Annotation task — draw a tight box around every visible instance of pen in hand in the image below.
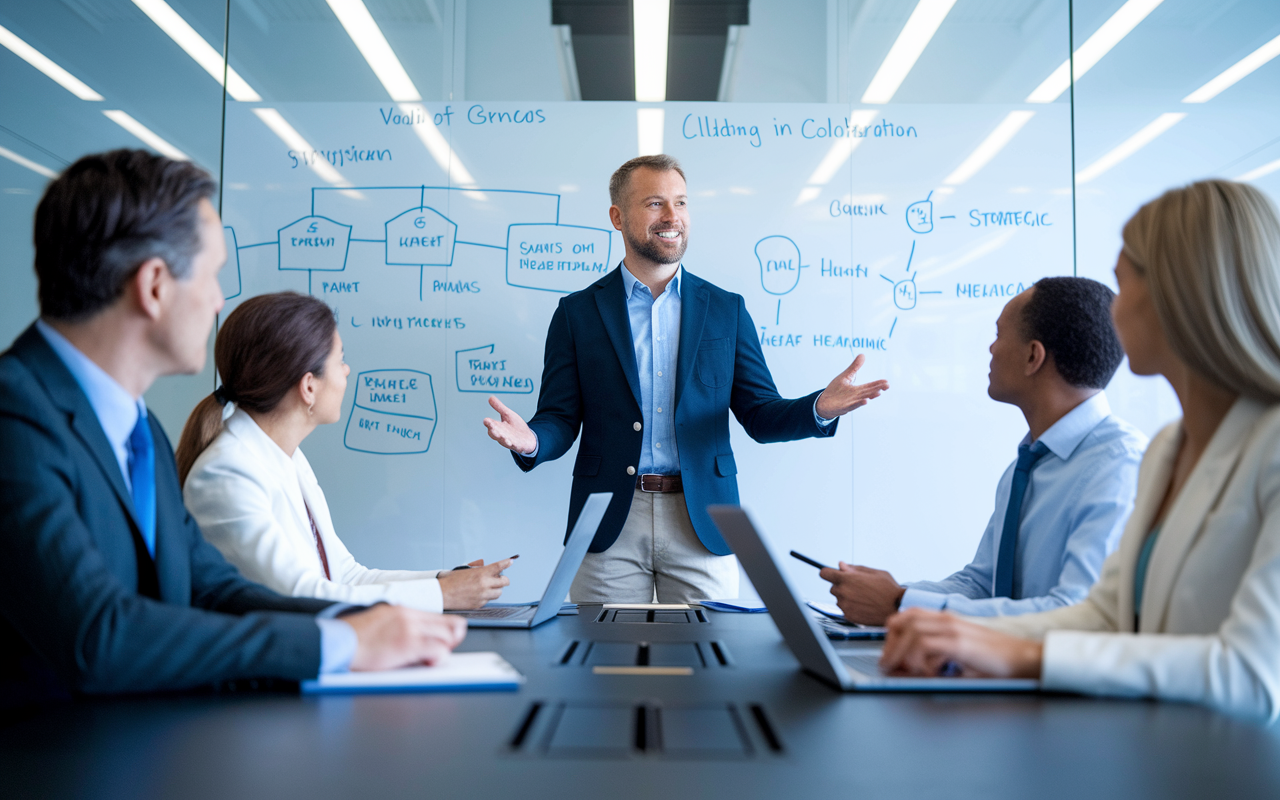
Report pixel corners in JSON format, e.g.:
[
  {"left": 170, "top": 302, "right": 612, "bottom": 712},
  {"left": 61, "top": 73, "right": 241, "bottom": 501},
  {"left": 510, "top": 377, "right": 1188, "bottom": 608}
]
[
  {"left": 452, "top": 555, "right": 520, "bottom": 571},
  {"left": 790, "top": 550, "right": 835, "bottom": 571}
]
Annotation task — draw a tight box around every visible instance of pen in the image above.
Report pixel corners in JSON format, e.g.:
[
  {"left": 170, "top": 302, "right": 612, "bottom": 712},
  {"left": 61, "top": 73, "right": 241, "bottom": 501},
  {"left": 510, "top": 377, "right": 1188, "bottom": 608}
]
[
  {"left": 452, "top": 555, "right": 520, "bottom": 571},
  {"left": 789, "top": 550, "right": 835, "bottom": 571}
]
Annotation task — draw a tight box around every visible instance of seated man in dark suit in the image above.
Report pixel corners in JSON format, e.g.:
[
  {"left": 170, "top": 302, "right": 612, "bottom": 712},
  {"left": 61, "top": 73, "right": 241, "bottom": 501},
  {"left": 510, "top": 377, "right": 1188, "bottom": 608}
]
[{"left": 0, "top": 149, "right": 463, "bottom": 704}]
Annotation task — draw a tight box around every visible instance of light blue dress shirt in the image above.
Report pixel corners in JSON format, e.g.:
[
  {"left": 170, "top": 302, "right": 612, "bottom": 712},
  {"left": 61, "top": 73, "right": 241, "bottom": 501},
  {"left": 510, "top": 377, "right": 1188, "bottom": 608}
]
[
  {"left": 900, "top": 392, "right": 1147, "bottom": 617},
  {"left": 36, "top": 321, "right": 356, "bottom": 674},
  {"left": 621, "top": 263, "right": 683, "bottom": 474},
  {"left": 522, "top": 263, "right": 832, "bottom": 463}
]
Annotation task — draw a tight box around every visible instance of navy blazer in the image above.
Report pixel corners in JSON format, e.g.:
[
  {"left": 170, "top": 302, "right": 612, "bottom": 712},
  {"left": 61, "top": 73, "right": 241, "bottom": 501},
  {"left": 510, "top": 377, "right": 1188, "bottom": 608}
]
[
  {"left": 516, "top": 267, "right": 837, "bottom": 555},
  {"left": 0, "top": 325, "right": 333, "bottom": 704}
]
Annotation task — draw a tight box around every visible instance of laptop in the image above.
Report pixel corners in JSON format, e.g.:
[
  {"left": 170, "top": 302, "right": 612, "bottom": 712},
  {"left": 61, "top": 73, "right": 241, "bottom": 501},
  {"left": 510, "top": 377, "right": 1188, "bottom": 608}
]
[
  {"left": 708, "top": 505, "right": 1039, "bottom": 692},
  {"left": 448, "top": 492, "right": 611, "bottom": 629}
]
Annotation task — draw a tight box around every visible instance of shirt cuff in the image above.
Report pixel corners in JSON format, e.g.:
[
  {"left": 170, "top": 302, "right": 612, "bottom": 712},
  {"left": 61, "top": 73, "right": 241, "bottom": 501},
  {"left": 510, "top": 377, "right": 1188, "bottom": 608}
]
[
  {"left": 899, "top": 587, "right": 947, "bottom": 612},
  {"left": 316, "top": 617, "right": 358, "bottom": 674},
  {"left": 520, "top": 433, "right": 539, "bottom": 458},
  {"left": 813, "top": 396, "right": 835, "bottom": 427}
]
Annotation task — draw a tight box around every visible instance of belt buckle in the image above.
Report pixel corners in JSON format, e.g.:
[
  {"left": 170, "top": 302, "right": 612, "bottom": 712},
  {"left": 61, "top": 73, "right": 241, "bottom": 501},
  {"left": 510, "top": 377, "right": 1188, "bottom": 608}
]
[{"left": 639, "top": 474, "right": 663, "bottom": 492}]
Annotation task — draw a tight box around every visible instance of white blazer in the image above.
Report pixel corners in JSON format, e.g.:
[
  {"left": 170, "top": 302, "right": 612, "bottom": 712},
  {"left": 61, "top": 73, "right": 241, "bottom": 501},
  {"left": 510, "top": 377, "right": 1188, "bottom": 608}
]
[
  {"left": 985, "top": 397, "right": 1280, "bottom": 720},
  {"left": 184, "top": 408, "right": 445, "bottom": 611}
]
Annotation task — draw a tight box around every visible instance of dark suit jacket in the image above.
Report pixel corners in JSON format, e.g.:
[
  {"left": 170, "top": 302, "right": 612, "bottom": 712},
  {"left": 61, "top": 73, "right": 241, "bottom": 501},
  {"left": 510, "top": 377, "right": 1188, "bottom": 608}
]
[
  {"left": 516, "top": 267, "right": 837, "bottom": 555},
  {"left": 0, "top": 325, "right": 334, "bottom": 704}
]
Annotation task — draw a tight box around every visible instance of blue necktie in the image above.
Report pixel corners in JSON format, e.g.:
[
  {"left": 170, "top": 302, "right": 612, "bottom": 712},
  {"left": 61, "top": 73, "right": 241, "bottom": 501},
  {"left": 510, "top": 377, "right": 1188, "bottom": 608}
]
[
  {"left": 127, "top": 409, "right": 157, "bottom": 558},
  {"left": 993, "top": 441, "right": 1050, "bottom": 599}
]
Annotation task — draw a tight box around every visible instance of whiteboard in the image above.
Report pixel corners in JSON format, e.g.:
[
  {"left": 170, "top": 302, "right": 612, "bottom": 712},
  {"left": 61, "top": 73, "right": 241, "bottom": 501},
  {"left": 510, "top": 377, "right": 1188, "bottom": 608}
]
[{"left": 220, "top": 101, "right": 1073, "bottom": 602}]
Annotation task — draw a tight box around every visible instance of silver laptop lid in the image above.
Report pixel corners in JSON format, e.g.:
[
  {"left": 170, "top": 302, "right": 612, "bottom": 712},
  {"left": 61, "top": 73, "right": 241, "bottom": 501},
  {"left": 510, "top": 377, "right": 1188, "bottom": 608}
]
[
  {"left": 708, "top": 505, "right": 852, "bottom": 690},
  {"left": 529, "top": 492, "right": 612, "bottom": 627}
]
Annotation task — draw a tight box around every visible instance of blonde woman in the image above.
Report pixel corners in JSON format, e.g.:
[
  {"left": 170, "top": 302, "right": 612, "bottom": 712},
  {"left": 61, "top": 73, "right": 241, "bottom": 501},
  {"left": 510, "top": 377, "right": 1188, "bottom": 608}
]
[
  {"left": 178, "top": 292, "right": 510, "bottom": 612},
  {"left": 880, "top": 180, "right": 1280, "bottom": 721}
]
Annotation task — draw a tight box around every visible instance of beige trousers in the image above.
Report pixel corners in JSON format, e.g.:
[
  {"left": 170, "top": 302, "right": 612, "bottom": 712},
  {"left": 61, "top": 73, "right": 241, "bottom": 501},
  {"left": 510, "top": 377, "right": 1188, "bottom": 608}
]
[{"left": 569, "top": 487, "right": 739, "bottom": 603}]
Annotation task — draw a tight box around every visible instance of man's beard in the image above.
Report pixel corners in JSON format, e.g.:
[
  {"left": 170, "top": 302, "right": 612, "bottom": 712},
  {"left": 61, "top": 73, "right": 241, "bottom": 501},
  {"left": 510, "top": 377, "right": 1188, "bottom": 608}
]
[{"left": 625, "top": 226, "right": 687, "bottom": 265}]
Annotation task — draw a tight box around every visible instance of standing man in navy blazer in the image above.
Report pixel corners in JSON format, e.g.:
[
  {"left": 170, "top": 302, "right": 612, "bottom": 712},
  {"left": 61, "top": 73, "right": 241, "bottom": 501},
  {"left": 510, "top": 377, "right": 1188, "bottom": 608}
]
[
  {"left": 0, "top": 150, "right": 463, "bottom": 704},
  {"left": 484, "top": 155, "right": 889, "bottom": 602}
]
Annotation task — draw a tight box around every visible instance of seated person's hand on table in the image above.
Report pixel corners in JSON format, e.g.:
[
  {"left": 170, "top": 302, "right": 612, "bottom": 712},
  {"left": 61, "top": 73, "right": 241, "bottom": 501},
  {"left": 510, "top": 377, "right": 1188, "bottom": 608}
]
[
  {"left": 819, "top": 562, "right": 906, "bottom": 625},
  {"left": 345, "top": 605, "right": 468, "bottom": 671},
  {"left": 878, "top": 608, "right": 1043, "bottom": 679},
  {"left": 438, "top": 558, "right": 513, "bottom": 609}
]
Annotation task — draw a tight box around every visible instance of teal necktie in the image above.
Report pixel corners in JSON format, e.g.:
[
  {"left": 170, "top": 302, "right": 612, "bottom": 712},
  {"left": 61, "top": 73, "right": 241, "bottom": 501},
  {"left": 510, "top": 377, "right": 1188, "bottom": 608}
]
[
  {"left": 994, "top": 441, "right": 1049, "bottom": 599},
  {"left": 127, "top": 410, "right": 157, "bottom": 557}
]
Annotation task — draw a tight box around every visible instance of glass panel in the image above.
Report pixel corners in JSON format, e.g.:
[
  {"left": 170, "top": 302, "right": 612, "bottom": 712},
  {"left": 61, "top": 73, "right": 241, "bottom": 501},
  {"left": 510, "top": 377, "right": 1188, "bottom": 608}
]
[{"left": 1072, "top": 0, "right": 1280, "bottom": 436}]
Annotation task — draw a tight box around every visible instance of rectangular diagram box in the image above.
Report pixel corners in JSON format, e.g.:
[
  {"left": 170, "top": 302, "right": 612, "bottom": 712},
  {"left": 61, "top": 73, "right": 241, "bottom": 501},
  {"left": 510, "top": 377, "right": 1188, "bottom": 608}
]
[
  {"left": 506, "top": 223, "right": 612, "bottom": 293},
  {"left": 343, "top": 369, "right": 437, "bottom": 455}
]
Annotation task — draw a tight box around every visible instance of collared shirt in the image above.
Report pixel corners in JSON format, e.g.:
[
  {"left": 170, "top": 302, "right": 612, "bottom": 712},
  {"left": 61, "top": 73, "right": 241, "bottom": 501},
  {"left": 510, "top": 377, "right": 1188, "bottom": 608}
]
[
  {"left": 521, "top": 263, "right": 832, "bottom": 462},
  {"left": 900, "top": 392, "right": 1147, "bottom": 617},
  {"left": 36, "top": 320, "right": 356, "bottom": 674},
  {"left": 620, "top": 262, "right": 683, "bottom": 474},
  {"left": 37, "top": 320, "right": 144, "bottom": 490}
]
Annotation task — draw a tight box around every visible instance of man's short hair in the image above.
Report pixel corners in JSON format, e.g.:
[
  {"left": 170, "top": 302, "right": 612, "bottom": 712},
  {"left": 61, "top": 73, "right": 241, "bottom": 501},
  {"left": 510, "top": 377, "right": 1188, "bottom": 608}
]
[
  {"left": 1022, "top": 276, "right": 1125, "bottom": 389},
  {"left": 609, "top": 155, "right": 686, "bottom": 206},
  {"left": 34, "top": 149, "right": 218, "bottom": 321}
]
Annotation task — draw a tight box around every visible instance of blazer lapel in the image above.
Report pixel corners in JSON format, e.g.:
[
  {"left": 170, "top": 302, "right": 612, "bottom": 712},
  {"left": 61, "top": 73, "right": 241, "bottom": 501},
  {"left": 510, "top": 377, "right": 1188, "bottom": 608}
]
[
  {"left": 674, "top": 271, "right": 709, "bottom": 412},
  {"left": 595, "top": 266, "right": 643, "bottom": 409},
  {"left": 1112, "top": 425, "right": 1179, "bottom": 630},
  {"left": 1140, "top": 398, "right": 1263, "bottom": 631},
  {"left": 12, "top": 326, "right": 140, "bottom": 527}
]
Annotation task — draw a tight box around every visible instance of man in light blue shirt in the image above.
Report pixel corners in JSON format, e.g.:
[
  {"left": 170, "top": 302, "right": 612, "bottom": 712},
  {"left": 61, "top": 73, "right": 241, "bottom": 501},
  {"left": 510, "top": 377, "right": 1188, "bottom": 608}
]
[
  {"left": 822, "top": 277, "right": 1147, "bottom": 623},
  {"left": 484, "top": 155, "right": 890, "bottom": 602}
]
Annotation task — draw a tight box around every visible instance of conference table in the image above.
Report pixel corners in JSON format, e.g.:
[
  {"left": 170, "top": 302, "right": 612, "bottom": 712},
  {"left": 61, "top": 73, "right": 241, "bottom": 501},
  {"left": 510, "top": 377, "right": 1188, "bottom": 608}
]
[{"left": 4, "top": 607, "right": 1279, "bottom": 799}]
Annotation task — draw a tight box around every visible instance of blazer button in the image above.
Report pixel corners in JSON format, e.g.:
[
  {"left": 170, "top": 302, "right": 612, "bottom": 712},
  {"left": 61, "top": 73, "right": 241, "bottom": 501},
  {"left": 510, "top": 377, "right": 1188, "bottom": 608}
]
[
  {"left": 633, "top": 421, "right": 642, "bottom": 431},
  {"left": 627, "top": 466, "right": 636, "bottom": 476}
]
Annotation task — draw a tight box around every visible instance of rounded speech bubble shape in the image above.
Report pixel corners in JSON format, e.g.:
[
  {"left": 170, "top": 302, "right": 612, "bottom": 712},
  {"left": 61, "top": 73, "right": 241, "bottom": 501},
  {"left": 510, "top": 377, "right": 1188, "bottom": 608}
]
[{"left": 756, "top": 235, "right": 802, "bottom": 295}]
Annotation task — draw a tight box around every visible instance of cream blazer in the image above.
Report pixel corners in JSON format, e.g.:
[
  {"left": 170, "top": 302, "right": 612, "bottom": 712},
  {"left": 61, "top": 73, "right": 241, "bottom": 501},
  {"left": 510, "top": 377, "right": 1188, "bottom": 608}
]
[
  {"left": 184, "top": 408, "right": 444, "bottom": 611},
  {"left": 984, "top": 397, "right": 1280, "bottom": 720}
]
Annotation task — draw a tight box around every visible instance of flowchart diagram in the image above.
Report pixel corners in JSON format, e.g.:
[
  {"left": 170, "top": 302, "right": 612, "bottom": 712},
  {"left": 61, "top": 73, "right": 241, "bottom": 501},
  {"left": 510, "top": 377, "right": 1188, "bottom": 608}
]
[
  {"left": 225, "top": 184, "right": 612, "bottom": 456},
  {"left": 755, "top": 191, "right": 946, "bottom": 335}
]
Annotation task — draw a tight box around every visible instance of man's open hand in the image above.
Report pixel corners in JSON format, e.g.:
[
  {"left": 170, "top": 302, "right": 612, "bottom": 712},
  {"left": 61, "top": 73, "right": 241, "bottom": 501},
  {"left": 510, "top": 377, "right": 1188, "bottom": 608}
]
[
  {"left": 483, "top": 396, "right": 537, "bottom": 455},
  {"left": 814, "top": 354, "right": 889, "bottom": 418}
]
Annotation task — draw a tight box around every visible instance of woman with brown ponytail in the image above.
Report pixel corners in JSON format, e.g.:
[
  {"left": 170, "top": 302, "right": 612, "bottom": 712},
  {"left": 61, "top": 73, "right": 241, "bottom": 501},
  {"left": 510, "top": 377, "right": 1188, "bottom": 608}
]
[{"left": 177, "top": 292, "right": 510, "bottom": 611}]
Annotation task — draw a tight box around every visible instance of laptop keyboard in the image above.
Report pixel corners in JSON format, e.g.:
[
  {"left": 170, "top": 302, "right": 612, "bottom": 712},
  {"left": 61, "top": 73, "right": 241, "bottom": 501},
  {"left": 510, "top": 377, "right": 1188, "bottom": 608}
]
[
  {"left": 840, "top": 654, "right": 886, "bottom": 676},
  {"left": 456, "top": 606, "right": 530, "bottom": 619}
]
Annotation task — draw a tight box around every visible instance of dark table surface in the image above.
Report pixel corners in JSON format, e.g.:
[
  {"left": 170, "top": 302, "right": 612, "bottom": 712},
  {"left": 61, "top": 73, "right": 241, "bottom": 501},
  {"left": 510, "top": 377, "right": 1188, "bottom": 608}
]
[{"left": 4, "top": 608, "right": 1280, "bottom": 800}]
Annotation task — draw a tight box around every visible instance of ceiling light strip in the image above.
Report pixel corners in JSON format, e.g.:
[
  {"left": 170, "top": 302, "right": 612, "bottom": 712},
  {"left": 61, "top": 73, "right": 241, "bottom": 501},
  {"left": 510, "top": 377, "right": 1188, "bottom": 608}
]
[
  {"left": 633, "top": 0, "right": 671, "bottom": 102},
  {"left": 251, "top": 108, "right": 349, "bottom": 186},
  {"left": 794, "top": 110, "right": 878, "bottom": 205},
  {"left": 1183, "top": 33, "right": 1280, "bottom": 103},
  {"left": 131, "top": 0, "right": 261, "bottom": 101},
  {"left": 637, "top": 108, "right": 665, "bottom": 156},
  {"left": 943, "top": 111, "right": 1035, "bottom": 185},
  {"left": 0, "top": 23, "right": 103, "bottom": 100},
  {"left": 103, "top": 110, "right": 188, "bottom": 161},
  {"left": 1237, "top": 157, "right": 1280, "bottom": 182},
  {"left": 860, "top": 0, "right": 957, "bottom": 104},
  {"left": 326, "top": 0, "right": 422, "bottom": 102},
  {"left": 1026, "top": 0, "right": 1164, "bottom": 104},
  {"left": 1076, "top": 112, "right": 1186, "bottom": 184},
  {"left": 0, "top": 145, "right": 58, "bottom": 178}
]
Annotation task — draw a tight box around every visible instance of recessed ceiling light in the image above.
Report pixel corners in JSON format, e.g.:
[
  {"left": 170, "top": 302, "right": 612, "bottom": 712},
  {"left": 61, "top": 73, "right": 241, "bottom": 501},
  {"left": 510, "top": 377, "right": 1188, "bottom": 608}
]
[
  {"left": 1026, "top": 0, "right": 1164, "bottom": 104},
  {"left": 944, "top": 111, "right": 1035, "bottom": 185},
  {"left": 1237, "top": 157, "right": 1280, "bottom": 182},
  {"left": 0, "top": 23, "right": 103, "bottom": 100},
  {"left": 0, "top": 145, "right": 58, "bottom": 178},
  {"left": 637, "top": 108, "right": 665, "bottom": 155},
  {"left": 633, "top": 0, "right": 670, "bottom": 102},
  {"left": 1183, "top": 33, "right": 1280, "bottom": 103},
  {"left": 103, "top": 110, "right": 188, "bottom": 161},
  {"left": 1076, "top": 113, "right": 1185, "bottom": 184},
  {"left": 861, "top": 0, "right": 957, "bottom": 104},
  {"left": 326, "top": 0, "right": 421, "bottom": 102},
  {"left": 130, "top": 0, "right": 261, "bottom": 101}
]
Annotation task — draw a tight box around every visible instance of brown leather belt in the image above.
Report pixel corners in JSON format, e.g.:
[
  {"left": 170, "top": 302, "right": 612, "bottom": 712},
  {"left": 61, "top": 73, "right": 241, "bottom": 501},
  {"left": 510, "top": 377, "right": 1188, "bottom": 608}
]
[{"left": 637, "top": 473, "right": 683, "bottom": 493}]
